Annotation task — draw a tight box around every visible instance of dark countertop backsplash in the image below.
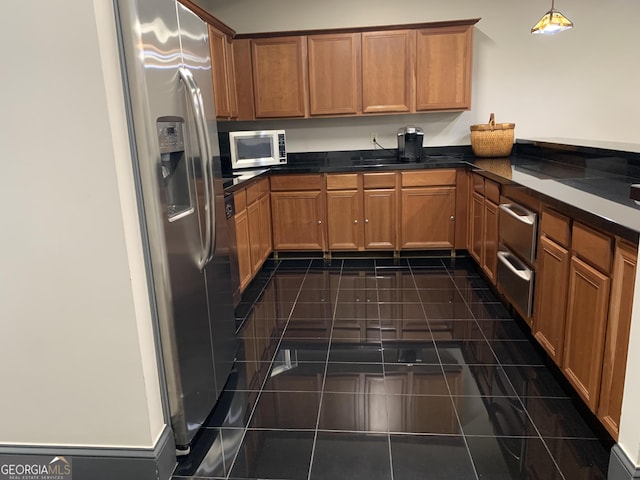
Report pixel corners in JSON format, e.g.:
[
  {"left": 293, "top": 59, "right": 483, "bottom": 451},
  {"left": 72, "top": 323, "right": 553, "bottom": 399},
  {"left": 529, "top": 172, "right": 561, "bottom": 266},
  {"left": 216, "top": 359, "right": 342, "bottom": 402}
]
[{"left": 222, "top": 139, "right": 640, "bottom": 241}]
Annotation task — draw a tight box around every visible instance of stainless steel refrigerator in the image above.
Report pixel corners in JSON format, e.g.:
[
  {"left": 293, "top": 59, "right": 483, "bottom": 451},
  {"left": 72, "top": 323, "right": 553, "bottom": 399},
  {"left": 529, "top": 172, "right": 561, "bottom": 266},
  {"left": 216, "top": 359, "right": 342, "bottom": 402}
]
[{"left": 114, "top": 0, "right": 237, "bottom": 454}]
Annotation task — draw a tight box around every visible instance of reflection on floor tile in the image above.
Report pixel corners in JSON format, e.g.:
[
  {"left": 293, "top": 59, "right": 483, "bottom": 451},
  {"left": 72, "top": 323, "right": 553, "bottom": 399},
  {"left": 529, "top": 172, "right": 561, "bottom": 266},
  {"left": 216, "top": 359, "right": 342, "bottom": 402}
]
[
  {"left": 390, "top": 435, "right": 476, "bottom": 480},
  {"left": 229, "top": 429, "right": 314, "bottom": 480},
  {"left": 466, "top": 435, "right": 562, "bottom": 479},
  {"left": 172, "top": 255, "right": 613, "bottom": 480},
  {"left": 310, "top": 432, "right": 392, "bottom": 480}
]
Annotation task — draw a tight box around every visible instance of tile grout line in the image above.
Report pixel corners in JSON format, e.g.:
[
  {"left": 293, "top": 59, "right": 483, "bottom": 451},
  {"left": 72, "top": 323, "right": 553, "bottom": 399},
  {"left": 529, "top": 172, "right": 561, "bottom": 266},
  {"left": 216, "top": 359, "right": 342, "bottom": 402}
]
[
  {"left": 306, "top": 258, "right": 344, "bottom": 480},
  {"left": 224, "top": 258, "right": 313, "bottom": 480},
  {"left": 447, "top": 260, "right": 567, "bottom": 480},
  {"left": 375, "top": 259, "right": 395, "bottom": 480},
  {"left": 415, "top": 258, "right": 481, "bottom": 480}
]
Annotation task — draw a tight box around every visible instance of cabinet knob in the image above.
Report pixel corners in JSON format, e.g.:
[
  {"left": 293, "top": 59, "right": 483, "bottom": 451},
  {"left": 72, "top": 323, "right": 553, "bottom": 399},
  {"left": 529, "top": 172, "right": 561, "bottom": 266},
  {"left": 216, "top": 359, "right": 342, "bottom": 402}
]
[
  {"left": 450, "top": 216, "right": 455, "bottom": 221},
  {"left": 354, "top": 219, "right": 358, "bottom": 224},
  {"left": 365, "top": 219, "right": 369, "bottom": 224},
  {"left": 317, "top": 220, "right": 322, "bottom": 225}
]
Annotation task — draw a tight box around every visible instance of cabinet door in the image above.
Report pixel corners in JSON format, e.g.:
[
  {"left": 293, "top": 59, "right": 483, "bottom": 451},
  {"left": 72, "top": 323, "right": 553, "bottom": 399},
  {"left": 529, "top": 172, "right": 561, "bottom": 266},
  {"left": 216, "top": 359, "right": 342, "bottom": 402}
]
[
  {"left": 247, "top": 200, "right": 262, "bottom": 274},
  {"left": 481, "top": 198, "right": 499, "bottom": 284},
  {"left": 232, "top": 38, "right": 255, "bottom": 120},
  {"left": 234, "top": 209, "right": 253, "bottom": 292},
  {"left": 259, "top": 193, "right": 272, "bottom": 263},
  {"left": 598, "top": 241, "right": 637, "bottom": 439},
  {"left": 308, "top": 33, "right": 361, "bottom": 116},
  {"left": 415, "top": 25, "right": 473, "bottom": 111},
  {"left": 470, "top": 191, "right": 483, "bottom": 263},
  {"left": 364, "top": 189, "right": 396, "bottom": 249},
  {"left": 400, "top": 187, "right": 455, "bottom": 249},
  {"left": 362, "top": 30, "right": 414, "bottom": 113},
  {"left": 533, "top": 236, "right": 570, "bottom": 365},
  {"left": 271, "top": 191, "right": 325, "bottom": 250},
  {"left": 252, "top": 36, "right": 307, "bottom": 118},
  {"left": 327, "top": 190, "right": 362, "bottom": 250},
  {"left": 225, "top": 35, "right": 239, "bottom": 118},
  {"left": 563, "top": 256, "right": 611, "bottom": 411},
  {"left": 208, "top": 26, "right": 232, "bottom": 118}
]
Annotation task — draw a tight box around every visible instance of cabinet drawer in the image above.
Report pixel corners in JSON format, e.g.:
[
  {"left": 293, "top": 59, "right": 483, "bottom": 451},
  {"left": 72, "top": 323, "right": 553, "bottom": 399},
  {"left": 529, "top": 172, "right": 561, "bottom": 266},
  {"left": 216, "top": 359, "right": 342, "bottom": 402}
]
[
  {"left": 484, "top": 180, "right": 500, "bottom": 204},
  {"left": 270, "top": 174, "right": 323, "bottom": 191},
  {"left": 363, "top": 172, "right": 396, "bottom": 189},
  {"left": 572, "top": 222, "right": 612, "bottom": 273},
  {"left": 541, "top": 207, "right": 570, "bottom": 247},
  {"left": 472, "top": 172, "right": 484, "bottom": 195},
  {"left": 234, "top": 189, "right": 247, "bottom": 212},
  {"left": 327, "top": 173, "right": 358, "bottom": 190},
  {"left": 401, "top": 169, "right": 456, "bottom": 187},
  {"left": 246, "top": 181, "right": 261, "bottom": 204}
]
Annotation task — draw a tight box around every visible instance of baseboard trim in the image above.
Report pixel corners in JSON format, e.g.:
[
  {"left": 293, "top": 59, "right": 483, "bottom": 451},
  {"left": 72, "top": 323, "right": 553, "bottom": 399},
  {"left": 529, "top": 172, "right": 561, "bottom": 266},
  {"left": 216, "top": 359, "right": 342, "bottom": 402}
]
[
  {"left": 0, "top": 426, "right": 176, "bottom": 480},
  {"left": 609, "top": 444, "right": 640, "bottom": 480}
]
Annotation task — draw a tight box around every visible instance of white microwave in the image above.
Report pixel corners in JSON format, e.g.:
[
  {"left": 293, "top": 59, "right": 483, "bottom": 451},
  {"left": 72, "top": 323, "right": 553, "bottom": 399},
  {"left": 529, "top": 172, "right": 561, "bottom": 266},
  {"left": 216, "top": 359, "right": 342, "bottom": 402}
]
[{"left": 228, "top": 130, "right": 287, "bottom": 170}]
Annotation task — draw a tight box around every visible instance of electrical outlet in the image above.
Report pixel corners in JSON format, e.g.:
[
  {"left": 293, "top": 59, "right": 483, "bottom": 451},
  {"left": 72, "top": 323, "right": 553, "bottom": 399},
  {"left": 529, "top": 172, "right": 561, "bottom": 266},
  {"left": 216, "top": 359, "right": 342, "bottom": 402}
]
[{"left": 370, "top": 132, "right": 377, "bottom": 144}]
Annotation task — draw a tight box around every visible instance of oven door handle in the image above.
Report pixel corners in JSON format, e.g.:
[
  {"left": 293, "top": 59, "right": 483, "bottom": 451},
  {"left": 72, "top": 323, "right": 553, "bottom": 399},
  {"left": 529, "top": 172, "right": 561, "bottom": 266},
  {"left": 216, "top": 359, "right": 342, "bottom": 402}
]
[
  {"left": 499, "top": 203, "right": 536, "bottom": 226},
  {"left": 497, "top": 251, "right": 532, "bottom": 282}
]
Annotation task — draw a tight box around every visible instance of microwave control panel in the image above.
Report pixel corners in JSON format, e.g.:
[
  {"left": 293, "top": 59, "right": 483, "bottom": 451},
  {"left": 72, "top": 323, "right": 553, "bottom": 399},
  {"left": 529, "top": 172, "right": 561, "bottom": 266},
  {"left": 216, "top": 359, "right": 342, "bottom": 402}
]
[{"left": 278, "top": 132, "right": 287, "bottom": 163}]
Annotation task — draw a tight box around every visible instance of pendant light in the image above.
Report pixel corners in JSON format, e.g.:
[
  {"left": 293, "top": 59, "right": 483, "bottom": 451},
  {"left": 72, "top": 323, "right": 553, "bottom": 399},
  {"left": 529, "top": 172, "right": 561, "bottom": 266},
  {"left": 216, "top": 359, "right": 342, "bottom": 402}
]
[{"left": 531, "top": 0, "right": 573, "bottom": 35}]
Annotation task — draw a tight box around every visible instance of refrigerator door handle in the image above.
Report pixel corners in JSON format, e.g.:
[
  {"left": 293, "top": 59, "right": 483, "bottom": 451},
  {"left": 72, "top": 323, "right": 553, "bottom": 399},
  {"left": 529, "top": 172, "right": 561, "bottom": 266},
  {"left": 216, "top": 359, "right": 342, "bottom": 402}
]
[{"left": 178, "top": 67, "right": 215, "bottom": 269}]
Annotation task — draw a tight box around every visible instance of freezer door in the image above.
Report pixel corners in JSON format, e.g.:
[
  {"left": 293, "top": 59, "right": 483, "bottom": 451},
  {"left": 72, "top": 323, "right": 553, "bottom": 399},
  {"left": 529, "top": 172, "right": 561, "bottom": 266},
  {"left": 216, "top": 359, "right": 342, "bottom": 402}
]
[{"left": 177, "top": 4, "right": 238, "bottom": 400}]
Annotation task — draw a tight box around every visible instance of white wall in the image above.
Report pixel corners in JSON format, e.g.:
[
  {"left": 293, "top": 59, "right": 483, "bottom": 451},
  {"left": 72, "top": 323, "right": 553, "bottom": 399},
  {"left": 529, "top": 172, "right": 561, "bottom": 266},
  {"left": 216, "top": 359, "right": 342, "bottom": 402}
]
[
  {"left": 0, "top": 0, "right": 164, "bottom": 448},
  {"left": 205, "top": 0, "right": 640, "bottom": 152}
]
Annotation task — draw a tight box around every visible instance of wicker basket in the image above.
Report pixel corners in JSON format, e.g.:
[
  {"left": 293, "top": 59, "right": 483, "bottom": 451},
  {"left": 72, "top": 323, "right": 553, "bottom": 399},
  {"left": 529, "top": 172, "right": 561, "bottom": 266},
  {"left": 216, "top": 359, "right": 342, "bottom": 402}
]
[{"left": 470, "top": 113, "right": 515, "bottom": 157}]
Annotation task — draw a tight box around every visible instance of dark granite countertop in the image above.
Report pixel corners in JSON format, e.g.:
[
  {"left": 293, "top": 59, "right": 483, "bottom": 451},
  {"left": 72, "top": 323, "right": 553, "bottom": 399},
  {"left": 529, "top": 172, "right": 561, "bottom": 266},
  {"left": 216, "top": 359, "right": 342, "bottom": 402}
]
[{"left": 222, "top": 140, "right": 640, "bottom": 241}]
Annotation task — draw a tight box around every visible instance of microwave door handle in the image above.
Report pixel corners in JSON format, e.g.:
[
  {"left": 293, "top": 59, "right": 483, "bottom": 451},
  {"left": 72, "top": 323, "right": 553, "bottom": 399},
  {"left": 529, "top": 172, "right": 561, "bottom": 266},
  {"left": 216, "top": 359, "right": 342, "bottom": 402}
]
[
  {"left": 499, "top": 203, "right": 536, "bottom": 226},
  {"left": 497, "top": 251, "right": 532, "bottom": 282},
  {"left": 179, "top": 67, "right": 216, "bottom": 269}
]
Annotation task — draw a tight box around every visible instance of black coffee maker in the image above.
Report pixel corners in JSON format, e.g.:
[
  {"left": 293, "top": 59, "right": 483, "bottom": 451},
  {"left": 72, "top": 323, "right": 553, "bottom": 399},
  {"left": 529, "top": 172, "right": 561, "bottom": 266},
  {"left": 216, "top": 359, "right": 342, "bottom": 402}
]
[{"left": 397, "top": 126, "right": 424, "bottom": 162}]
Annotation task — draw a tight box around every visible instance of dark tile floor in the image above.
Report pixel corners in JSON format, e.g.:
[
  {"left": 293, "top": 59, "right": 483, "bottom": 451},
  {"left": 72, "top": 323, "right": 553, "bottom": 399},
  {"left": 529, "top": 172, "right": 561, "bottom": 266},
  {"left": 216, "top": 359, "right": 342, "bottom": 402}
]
[{"left": 172, "top": 256, "right": 613, "bottom": 480}]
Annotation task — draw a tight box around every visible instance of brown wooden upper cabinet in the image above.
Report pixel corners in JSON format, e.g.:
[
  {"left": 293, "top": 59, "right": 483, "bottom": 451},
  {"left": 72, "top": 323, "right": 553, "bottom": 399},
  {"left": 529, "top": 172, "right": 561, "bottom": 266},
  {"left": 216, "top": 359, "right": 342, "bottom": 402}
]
[
  {"left": 251, "top": 36, "right": 308, "bottom": 118},
  {"left": 308, "top": 33, "right": 361, "bottom": 116},
  {"left": 208, "top": 25, "right": 238, "bottom": 119},
  {"left": 232, "top": 39, "right": 256, "bottom": 120},
  {"left": 415, "top": 25, "right": 473, "bottom": 111},
  {"left": 227, "top": 19, "right": 478, "bottom": 119},
  {"left": 362, "top": 30, "right": 415, "bottom": 114}
]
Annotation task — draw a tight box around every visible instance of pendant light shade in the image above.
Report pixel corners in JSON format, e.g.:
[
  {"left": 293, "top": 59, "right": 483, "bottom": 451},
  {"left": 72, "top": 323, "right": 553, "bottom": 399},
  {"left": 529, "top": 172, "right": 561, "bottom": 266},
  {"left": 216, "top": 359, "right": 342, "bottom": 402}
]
[{"left": 531, "top": 0, "right": 573, "bottom": 35}]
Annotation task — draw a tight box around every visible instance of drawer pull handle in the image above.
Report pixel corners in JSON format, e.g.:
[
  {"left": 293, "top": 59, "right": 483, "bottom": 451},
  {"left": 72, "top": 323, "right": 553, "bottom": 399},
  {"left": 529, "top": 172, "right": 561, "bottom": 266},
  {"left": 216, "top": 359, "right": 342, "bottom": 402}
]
[
  {"left": 499, "top": 203, "right": 536, "bottom": 225},
  {"left": 497, "top": 251, "right": 532, "bottom": 281}
]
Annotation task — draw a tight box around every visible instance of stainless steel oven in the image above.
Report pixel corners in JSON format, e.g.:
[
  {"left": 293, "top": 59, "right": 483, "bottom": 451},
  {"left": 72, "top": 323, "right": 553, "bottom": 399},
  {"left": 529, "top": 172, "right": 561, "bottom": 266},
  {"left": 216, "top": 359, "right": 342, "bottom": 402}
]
[{"left": 497, "top": 201, "right": 538, "bottom": 318}]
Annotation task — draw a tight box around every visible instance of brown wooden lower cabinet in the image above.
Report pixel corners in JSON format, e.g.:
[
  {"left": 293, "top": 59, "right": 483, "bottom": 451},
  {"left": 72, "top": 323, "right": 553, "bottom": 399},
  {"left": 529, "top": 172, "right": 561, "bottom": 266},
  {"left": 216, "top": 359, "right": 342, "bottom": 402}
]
[
  {"left": 533, "top": 235, "right": 570, "bottom": 365},
  {"left": 469, "top": 191, "right": 483, "bottom": 263},
  {"left": 562, "top": 255, "right": 611, "bottom": 411},
  {"left": 400, "top": 187, "right": 455, "bottom": 249},
  {"left": 468, "top": 187, "right": 498, "bottom": 284},
  {"left": 363, "top": 189, "right": 396, "bottom": 249},
  {"left": 271, "top": 190, "right": 326, "bottom": 250},
  {"left": 481, "top": 198, "right": 498, "bottom": 283},
  {"left": 234, "top": 208, "right": 252, "bottom": 292},
  {"left": 234, "top": 181, "right": 272, "bottom": 293},
  {"left": 327, "top": 189, "right": 361, "bottom": 250},
  {"left": 597, "top": 240, "right": 638, "bottom": 439},
  {"left": 247, "top": 200, "right": 262, "bottom": 274}
]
